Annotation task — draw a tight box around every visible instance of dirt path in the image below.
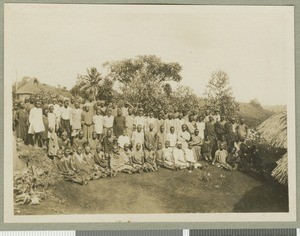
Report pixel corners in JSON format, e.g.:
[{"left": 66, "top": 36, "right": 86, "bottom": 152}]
[{"left": 16, "top": 164, "right": 288, "bottom": 215}]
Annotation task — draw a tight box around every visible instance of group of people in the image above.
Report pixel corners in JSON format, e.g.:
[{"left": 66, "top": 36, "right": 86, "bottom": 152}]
[{"left": 13, "top": 95, "right": 251, "bottom": 185}]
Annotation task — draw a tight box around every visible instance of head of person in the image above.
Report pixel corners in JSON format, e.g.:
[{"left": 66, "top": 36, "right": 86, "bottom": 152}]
[
  {"left": 124, "top": 143, "right": 130, "bottom": 151},
  {"left": 92, "top": 131, "right": 98, "bottom": 139},
  {"left": 78, "top": 130, "right": 84, "bottom": 139},
  {"left": 61, "top": 132, "right": 68, "bottom": 140},
  {"left": 24, "top": 98, "right": 29, "bottom": 103},
  {"left": 132, "top": 124, "right": 137, "bottom": 131},
  {"left": 157, "top": 142, "right": 162, "bottom": 150},
  {"left": 75, "top": 102, "right": 80, "bottom": 109},
  {"left": 149, "top": 112, "right": 154, "bottom": 118},
  {"left": 160, "top": 125, "right": 165, "bottom": 132},
  {"left": 198, "top": 116, "right": 203, "bottom": 122},
  {"left": 188, "top": 143, "right": 193, "bottom": 150},
  {"left": 56, "top": 149, "right": 63, "bottom": 159},
  {"left": 64, "top": 148, "right": 71, "bottom": 156},
  {"left": 71, "top": 98, "right": 75, "bottom": 104},
  {"left": 112, "top": 145, "right": 119, "bottom": 154},
  {"left": 168, "top": 114, "right": 173, "bottom": 120},
  {"left": 182, "top": 124, "right": 187, "bottom": 132},
  {"left": 194, "top": 128, "right": 199, "bottom": 136},
  {"left": 85, "top": 146, "right": 91, "bottom": 154},
  {"left": 58, "top": 100, "right": 63, "bottom": 107},
  {"left": 205, "top": 110, "right": 210, "bottom": 116},
  {"left": 177, "top": 142, "right": 182, "bottom": 149},
  {"left": 85, "top": 105, "right": 90, "bottom": 112},
  {"left": 35, "top": 100, "right": 42, "bottom": 108},
  {"left": 149, "top": 123, "right": 154, "bottom": 131},
  {"left": 95, "top": 108, "right": 101, "bottom": 116},
  {"left": 170, "top": 126, "right": 175, "bottom": 134},
  {"left": 107, "top": 109, "right": 112, "bottom": 117},
  {"left": 96, "top": 145, "right": 102, "bottom": 153},
  {"left": 128, "top": 107, "right": 133, "bottom": 115},
  {"left": 136, "top": 143, "right": 142, "bottom": 151},
  {"left": 122, "top": 129, "right": 127, "bottom": 136},
  {"left": 48, "top": 126, "right": 54, "bottom": 133},
  {"left": 178, "top": 113, "right": 183, "bottom": 119},
  {"left": 219, "top": 144, "right": 225, "bottom": 151},
  {"left": 221, "top": 135, "right": 226, "bottom": 141},
  {"left": 138, "top": 109, "right": 143, "bottom": 117},
  {"left": 165, "top": 140, "right": 170, "bottom": 148},
  {"left": 43, "top": 108, "right": 49, "bottom": 116},
  {"left": 53, "top": 98, "right": 57, "bottom": 104},
  {"left": 189, "top": 115, "right": 194, "bottom": 122},
  {"left": 230, "top": 147, "right": 236, "bottom": 154},
  {"left": 147, "top": 143, "right": 153, "bottom": 151},
  {"left": 49, "top": 105, "right": 54, "bottom": 113},
  {"left": 64, "top": 99, "right": 69, "bottom": 108},
  {"left": 106, "top": 129, "right": 112, "bottom": 137},
  {"left": 117, "top": 108, "right": 122, "bottom": 116},
  {"left": 137, "top": 125, "right": 142, "bottom": 132},
  {"left": 77, "top": 146, "right": 83, "bottom": 155},
  {"left": 231, "top": 118, "right": 236, "bottom": 124},
  {"left": 214, "top": 109, "right": 220, "bottom": 115},
  {"left": 204, "top": 135, "right": 210, "bottom": 141},
  {"left": 209, "top": 116, "right": 214, "bottom": 123},
  {"left": 240, "top": 118, "right": 245, "bottom": 124}
]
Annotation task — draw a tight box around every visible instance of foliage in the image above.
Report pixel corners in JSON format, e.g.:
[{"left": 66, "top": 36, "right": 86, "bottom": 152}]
[
  {"left": 105, "top": 55, "right": 182, "bottom": 112},
  {"left": 250, "top": 98, "right": 263, "bottom": 109},
  {"left": 71, "top": 68, "right": 115, "bottom": 102},
  {"left": 204, "top": 70, "right": 239, "bottom": 117}
]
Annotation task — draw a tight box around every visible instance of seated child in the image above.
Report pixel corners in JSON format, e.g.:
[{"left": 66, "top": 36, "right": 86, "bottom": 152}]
[
  {"left": 57, "top": 132, "right": 71, "bottom": 151},
  {"left": 132, "top": 143, "right": 145, "bottom": 168},
  {"left": 110, "top": 146, "right": 135, "bottom": 174},
  {"left": 155, "top": 142, "right": 164, "bottom": 167},
  {"left": 162, "top": 141, "right": 176, "bottom": 170},
  {"left": 173, "top": 141, "right": 188, "bottom": 170},
  {"left": 185, "top": 143, "right": 202, "bottom": 170},
  {"left": 144, "top": 143, "right": 158, "bottom": 172},
  {"left": 212, "top": 145, "right": 236, "bottom": 171},
  {"left": 201, "top": 135, "right": 213, "bottom": 162}
]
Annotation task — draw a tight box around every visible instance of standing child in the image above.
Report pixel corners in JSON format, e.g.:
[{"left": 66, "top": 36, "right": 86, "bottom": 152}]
[{"left": 48, "top": 127, "right": 59, "bottom": 158}]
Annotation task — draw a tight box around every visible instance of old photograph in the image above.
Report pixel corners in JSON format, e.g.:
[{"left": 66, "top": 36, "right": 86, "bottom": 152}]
[{"left": 4, "top": 4, "right": 296, "bottom": 222}]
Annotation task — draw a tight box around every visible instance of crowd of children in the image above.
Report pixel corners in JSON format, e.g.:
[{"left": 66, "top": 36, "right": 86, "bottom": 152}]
[{"left": 13, "top": 95, "right": 253, "bottom": 185}]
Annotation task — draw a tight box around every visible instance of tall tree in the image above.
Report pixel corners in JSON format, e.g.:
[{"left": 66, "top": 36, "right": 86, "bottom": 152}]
[
  {"left": 204, "top": 70, "right": 239, "bottom": 117},
  {"left": 79, "top": 67, "right": 103, "bottom": 101},
  {"left": 106, "top": 55, "right": 182, "bottom": 112}
]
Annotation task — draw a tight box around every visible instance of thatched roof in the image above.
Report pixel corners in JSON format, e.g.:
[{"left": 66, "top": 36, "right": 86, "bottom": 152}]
[
  {"left": 15, "top": 78, "right": 42, "bottom": 94},
  {"left": 257, "top": 111, "right": 287, "bottom": 149}
]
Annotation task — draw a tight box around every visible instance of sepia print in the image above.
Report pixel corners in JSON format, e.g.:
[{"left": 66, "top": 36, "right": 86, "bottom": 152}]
[{"left": 3, "top": 4, "right": 296, "bottom": 222}]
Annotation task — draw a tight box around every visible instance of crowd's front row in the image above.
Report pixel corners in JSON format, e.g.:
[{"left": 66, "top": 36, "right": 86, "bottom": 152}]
[{"left": 52, "top": 128, "right": 240, "bottom": 185}]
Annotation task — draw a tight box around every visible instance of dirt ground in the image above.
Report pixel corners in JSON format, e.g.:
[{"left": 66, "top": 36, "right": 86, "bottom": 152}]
[{"left": 15, "top": 160, "right": 288, "bottom": 215}]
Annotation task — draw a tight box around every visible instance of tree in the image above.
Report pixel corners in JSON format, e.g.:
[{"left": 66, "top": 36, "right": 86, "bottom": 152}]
[
  {"left": 78, "top": 67, "right": 103, "bottom": 101},
  {"left": 106, "top": 55, "right": 182, "bottom": 112},
  {"left": 250, "top": 98, "right": 263, "bottom": 109},
  {"left": 204, "top": 70, "right": 239, "bottom": 117}
]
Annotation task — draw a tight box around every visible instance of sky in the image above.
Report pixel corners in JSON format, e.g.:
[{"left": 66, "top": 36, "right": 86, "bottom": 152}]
[{"left": 4, "top": 4, "right": 294, "bottom": 105}]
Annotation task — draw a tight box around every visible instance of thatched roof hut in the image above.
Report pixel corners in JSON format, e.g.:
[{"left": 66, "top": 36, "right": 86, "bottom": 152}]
[
  {"left": 257, "top": 111, "right": 288, "bottom": 185},
  {"left": 257, "top": 111, "right": 287, "bottom": 149}
]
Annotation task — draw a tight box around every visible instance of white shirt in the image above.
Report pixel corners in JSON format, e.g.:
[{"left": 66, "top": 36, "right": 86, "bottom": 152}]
[
  {"left": 118, "top": 135, "right": 130, "bottom": 149},
  {"left": 163, "top": 147, "right": 173, "bottom": 163},
  {"left": 196, "top": 122, "right": 205, "bottom": 139},
  {"left": 60, "top": 106, "right": 72, "bottom": 120},
  {"left": 131, "top": 131, "right": 145, "bottom": 146},
  {"left": 185, "top": 148, "right": 196, "bottom": 163},
  {"left": 53, "top": 104, "right": 61, "bottom": 119},
  {"left": 173, "top": 148, "right": 186, "bottom": 164},
  {"left": 166, "top": 132, "right": 178, "bottom": 147},
  {"left": 103, "top": 115, "right": 114, "bottom": 128},
  {"left": 93, "top": 115, "right": 104, "bottom": 134},
  {"left": 48, "top": 112, "right": 56, "bottom": 129},
  {"left": 134, "top": 116, "right": 146, "bottom": 128}
]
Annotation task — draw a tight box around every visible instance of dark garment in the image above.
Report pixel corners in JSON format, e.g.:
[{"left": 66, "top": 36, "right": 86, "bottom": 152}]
[
  {"left": 72, "top": 137, "right": 87, "bottom": 151},
  {"left": 58, "top": 137, "right": 71, "bottom": 150},
  {"left": 205, "top": 122, "right": 216, "bottom": 139},
  {"left": 201, "top": 140, "right": 213, "bottom": 153},
  {"left": 215, "top": 121, "right": 226, "bottom": 140},
  {"left": 15, "top": 109, "right": 28, "bottom": 142},
  {"left": 60, "top": 118, "right": 71, "bottom": 136},
  {"left": 103, "top": 136, "right": 117, "bottom": 154},
  {"left": 144, "top": 131, "right": 156, "bottom": 150},
  {"left": 42, "top": 115, "right": 49, "bottom": 140},
  {"left": 113, "top": 115, "right": 126, "bottom": 138},
  {"left": 225, "top": 123, "right": 237, "bottom": 148}
]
